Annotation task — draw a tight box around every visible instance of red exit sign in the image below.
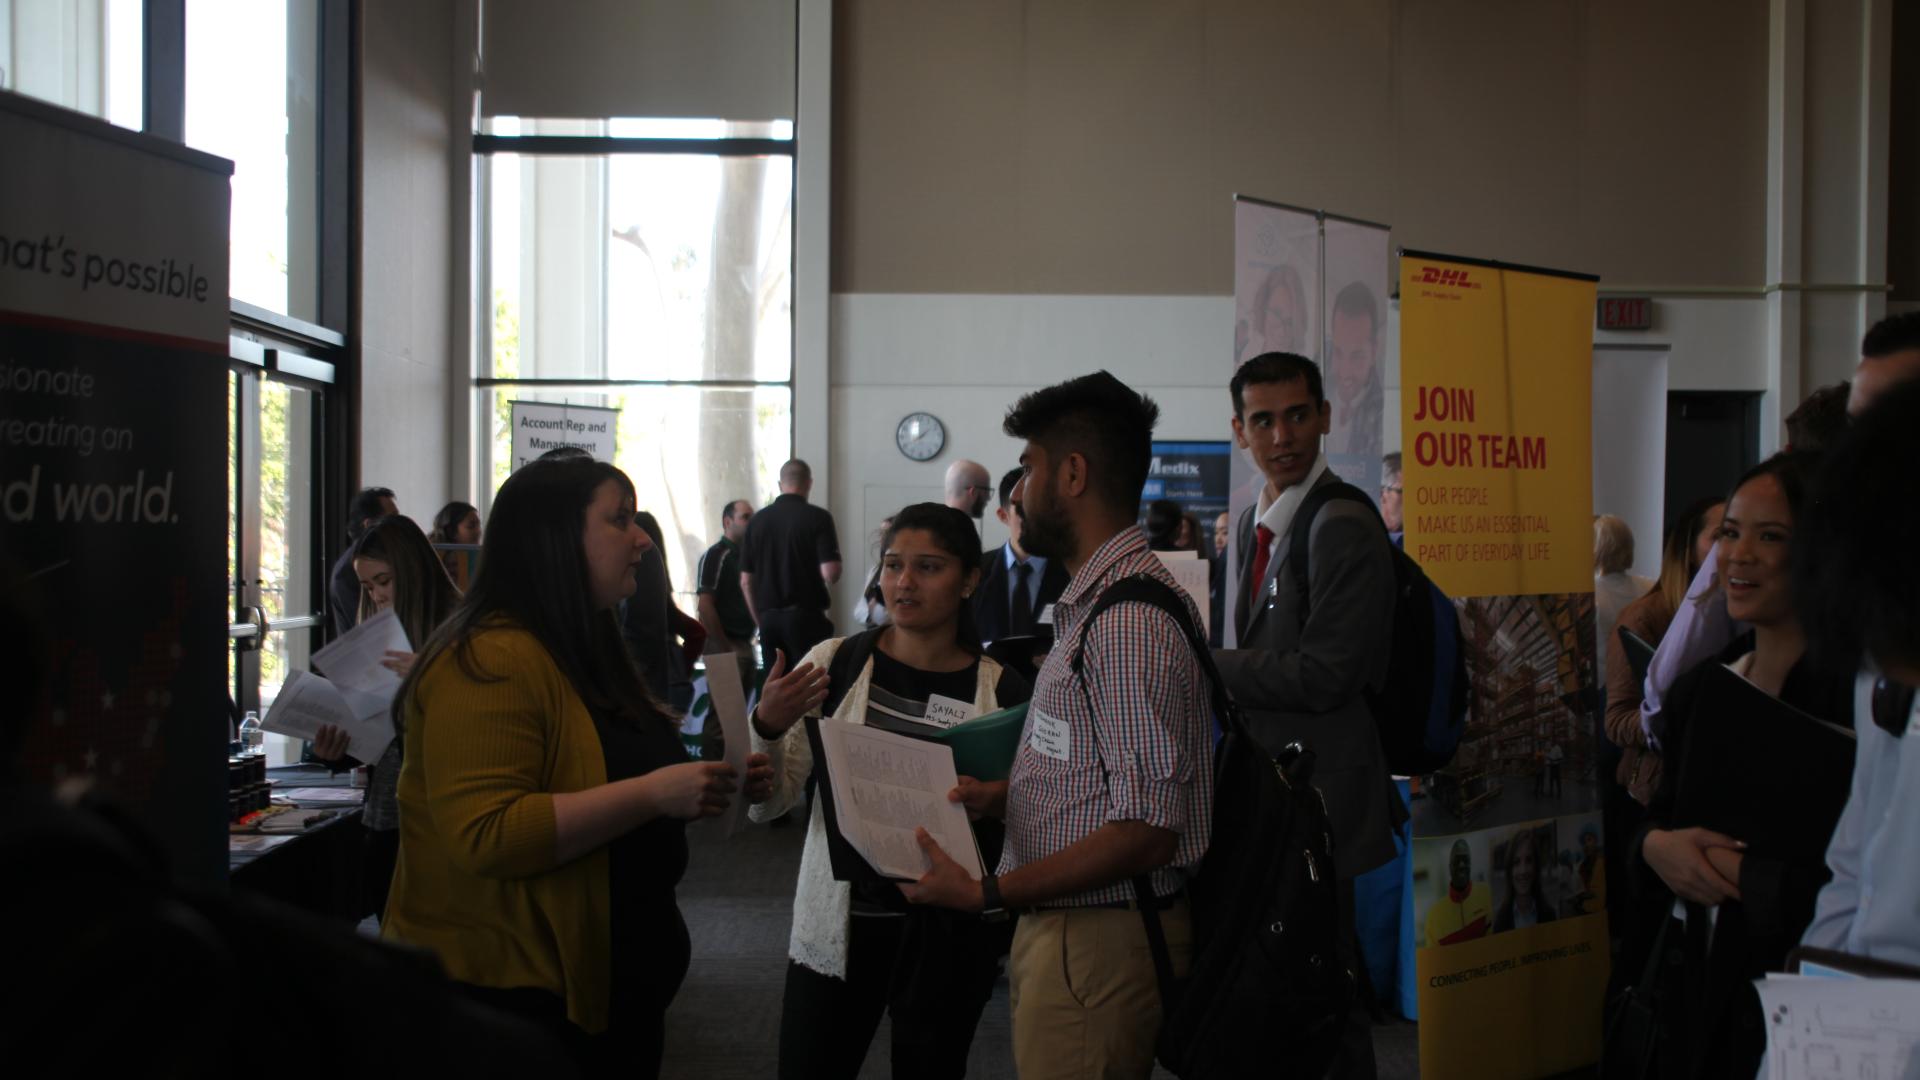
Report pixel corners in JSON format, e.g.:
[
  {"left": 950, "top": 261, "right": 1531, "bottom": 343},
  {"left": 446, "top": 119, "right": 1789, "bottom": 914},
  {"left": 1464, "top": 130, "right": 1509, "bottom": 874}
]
[{"left": 1597, "top": 296, "right": 1652, "bottom": 330}]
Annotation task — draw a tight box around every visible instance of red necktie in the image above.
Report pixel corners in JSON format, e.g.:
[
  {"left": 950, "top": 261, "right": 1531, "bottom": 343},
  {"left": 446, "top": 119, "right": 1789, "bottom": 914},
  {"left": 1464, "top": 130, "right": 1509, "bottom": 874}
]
[{"left": 1249, "top": 524, "right": 1275, "bottom": 610}]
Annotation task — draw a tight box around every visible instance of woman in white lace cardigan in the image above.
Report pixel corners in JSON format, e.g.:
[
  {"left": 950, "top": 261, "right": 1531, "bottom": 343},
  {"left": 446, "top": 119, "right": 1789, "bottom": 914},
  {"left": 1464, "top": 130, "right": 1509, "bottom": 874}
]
[{"left": 748, "top": 504, "right": 1030, "bottom": 1080}]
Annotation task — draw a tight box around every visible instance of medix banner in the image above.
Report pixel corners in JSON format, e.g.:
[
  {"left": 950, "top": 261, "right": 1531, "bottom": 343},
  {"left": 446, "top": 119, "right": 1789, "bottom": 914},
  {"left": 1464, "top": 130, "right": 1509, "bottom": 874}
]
[
  {"left": 0, "top": 94, "right": 233, "bottom": 889},
  {"left": 1400, "top": 251, "right": 1608, "bottom": 1079}
]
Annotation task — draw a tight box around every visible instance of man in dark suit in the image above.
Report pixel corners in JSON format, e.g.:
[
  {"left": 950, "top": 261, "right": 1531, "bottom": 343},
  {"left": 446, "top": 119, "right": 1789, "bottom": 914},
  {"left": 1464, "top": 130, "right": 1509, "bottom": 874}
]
[
  {"left": 1213, "top": 352, "right": 1398, "bottom": 1079},
  {"left": 972, "top": 467, "right": 1069, "bottom": 646}
]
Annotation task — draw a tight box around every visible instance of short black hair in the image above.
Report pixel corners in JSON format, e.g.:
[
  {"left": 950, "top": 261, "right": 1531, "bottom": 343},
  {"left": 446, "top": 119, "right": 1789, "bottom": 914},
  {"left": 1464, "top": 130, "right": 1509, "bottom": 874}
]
[
  {"left": 536, "top": 446, "right": 593, "bottom": 462},
  {"left": 1231, "top": 352, "right": 1324, "bottom": 415},
  {"left": 1382, "top": 451, "right": 1403, "bottom": 476},
  {"left": 997, "top": 468, "right": 1023, "bottom": 508},
  {"left": 1784, "top": 381, "right": 1851, "bottom": 452},
  {"left": 1795, "top": 377, "right": 1920, "bottom": 669},
  {"left": 1331, "top": 280, "right": 1380, "bottom": 338},
  {"left": 1003, "top": 371, "right": 1160, "bottom": 513},
  {"left": 346, "top": 486, "right": 395, "bottom": 540},
  {"left": 722, "top": 499, "right": 749, "bottom": 526},
  {"left": 1861, "top": 311, "right": 1920, "bottom": 359},
  {"left": 779, "top": 459, "right": 812, "bottom": 487}
]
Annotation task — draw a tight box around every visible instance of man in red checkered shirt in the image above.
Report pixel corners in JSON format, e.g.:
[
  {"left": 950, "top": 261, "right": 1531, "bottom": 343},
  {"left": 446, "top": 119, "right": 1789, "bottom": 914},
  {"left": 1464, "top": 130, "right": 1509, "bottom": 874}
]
[{"left": 905, "top": 371, "right": 1214, "bottom": 1080}]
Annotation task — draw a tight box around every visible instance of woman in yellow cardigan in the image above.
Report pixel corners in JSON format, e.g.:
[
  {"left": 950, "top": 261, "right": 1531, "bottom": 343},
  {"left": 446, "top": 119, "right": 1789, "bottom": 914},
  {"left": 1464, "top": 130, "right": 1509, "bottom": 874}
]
[{"left": 383, "top": 457, "right": 771, "bottom": 1079}]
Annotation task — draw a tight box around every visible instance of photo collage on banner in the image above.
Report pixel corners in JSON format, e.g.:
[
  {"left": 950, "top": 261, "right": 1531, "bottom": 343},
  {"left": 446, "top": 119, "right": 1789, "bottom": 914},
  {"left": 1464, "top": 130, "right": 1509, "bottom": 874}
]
[
  {"left": 1227, "top": 198, "right": 1388, "bottom": 646},
  {"left": 1399, "top": 252, "right": 1607, "bottom": 1079}
]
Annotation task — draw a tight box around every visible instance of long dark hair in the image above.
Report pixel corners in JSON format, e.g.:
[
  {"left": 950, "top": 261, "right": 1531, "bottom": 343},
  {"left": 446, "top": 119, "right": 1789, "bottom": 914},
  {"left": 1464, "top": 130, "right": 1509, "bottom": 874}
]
[
  {"left": 397, "top": 458, "right": 671, "bottom": 729},
  {"left": 881, "top": 503, "right": 984, "bottom": 657},
  {"left": 1795, "top": 378, "right": 1920, "bottom": 669},
  {"left": 351, "top": 515, "right": 460, "bottom": 649},
  {"left": 429, "top": 501, "right": 478, "bottom": 545}
]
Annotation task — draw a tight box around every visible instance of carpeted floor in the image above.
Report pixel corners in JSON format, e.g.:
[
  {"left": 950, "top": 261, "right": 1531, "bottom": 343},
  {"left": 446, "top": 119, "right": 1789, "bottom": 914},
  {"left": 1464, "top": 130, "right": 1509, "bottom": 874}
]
[{"left": 661, "top": 812, "right": 1424, "bottom": 1079}]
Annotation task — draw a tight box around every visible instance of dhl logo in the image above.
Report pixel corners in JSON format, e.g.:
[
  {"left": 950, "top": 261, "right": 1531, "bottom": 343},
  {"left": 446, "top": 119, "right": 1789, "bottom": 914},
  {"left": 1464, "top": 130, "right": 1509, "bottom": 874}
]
[{"left": 1417, "top": 266, "right": 1482, "bottom": 290}]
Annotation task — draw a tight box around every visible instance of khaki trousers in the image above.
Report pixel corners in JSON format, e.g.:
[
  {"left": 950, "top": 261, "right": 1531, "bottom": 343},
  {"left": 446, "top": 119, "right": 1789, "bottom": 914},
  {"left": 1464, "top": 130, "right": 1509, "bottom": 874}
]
[{"left": 1007, "top": 899, "right": 1191, "bottom": 1080}]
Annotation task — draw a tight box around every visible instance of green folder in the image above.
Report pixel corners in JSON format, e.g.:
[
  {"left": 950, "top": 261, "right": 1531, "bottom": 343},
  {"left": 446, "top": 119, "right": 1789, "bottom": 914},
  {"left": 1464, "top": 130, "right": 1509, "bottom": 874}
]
[{"left": 930, "top": 702, "right": 1029, "bottom": 782}]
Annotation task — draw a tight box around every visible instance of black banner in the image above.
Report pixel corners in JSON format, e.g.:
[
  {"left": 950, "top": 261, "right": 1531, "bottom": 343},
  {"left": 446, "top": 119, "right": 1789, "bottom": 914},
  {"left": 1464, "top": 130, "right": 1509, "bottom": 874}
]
[{"left": 1, "top": 319, "right": 229, "bottom": 888}]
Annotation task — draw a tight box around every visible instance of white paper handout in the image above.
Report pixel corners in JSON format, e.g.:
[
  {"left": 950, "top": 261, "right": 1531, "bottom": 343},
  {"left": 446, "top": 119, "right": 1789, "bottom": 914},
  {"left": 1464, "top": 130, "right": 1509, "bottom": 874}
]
[
  {"left": 310, "top": 608, "right": 412, "bottom": 697},
  {"left": 813, "top": 718, "right": 983, "bottom": 881},
  {"left": 1154, "top": 551, "right": 1213, "bottom": 640},
  {"left": 1757, "top": 973, "right": 1920, "bottom": 1080},
  {"left": 701, "top": 650, "right": 754, "bottom": 838},
  {"left": 261, "top": 670, "right": 396, "bottom": 763}
]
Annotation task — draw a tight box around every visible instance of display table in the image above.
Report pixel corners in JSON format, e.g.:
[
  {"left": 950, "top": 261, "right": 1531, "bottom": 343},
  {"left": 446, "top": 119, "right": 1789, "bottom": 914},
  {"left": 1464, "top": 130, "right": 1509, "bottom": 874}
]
[{"left": 229, "top": 764, "right": 368, "bottom": 922}]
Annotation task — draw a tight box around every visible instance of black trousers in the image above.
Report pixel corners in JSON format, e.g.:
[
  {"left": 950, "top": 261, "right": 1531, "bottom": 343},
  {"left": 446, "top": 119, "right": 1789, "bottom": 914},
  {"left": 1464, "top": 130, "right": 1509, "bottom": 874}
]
[
  {"left": 1331, "top": 876, "right": 1378, "bottom": 1080},
  {"left": 363, "top": 827, "right": 399, "bottom": 921},
  {"left": 777, "top": 913, "right": 1000, "bottom": 1080},
  {"left": 760, "top": 606, "right": 834, "bottom": 672}
]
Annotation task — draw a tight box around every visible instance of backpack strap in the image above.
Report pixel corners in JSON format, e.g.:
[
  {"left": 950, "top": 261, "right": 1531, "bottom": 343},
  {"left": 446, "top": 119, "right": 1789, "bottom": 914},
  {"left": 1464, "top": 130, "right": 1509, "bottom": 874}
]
[
  {"left": 1067, "top": 575, "right": 1247, "bottom": 744},
  {"left": 818, "top": 627, "right": 882, "bottom": 719},
  {"left": 1065, "top": 574, "right": 1254, "bottom": 1016},
  {"left": 1286, "top": 480, "right": 1386, "bottom": 621}
]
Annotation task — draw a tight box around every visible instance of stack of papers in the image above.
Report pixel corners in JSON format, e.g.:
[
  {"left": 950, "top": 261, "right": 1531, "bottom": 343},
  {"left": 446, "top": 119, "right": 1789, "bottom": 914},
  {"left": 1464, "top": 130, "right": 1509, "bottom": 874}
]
[
  {"left": 260, "top": 610, "right": 411, "bottom": 762},
  {"left": 1757, "top": 973, "right": 1920, "bottom": 1079},
  {"left": 809, "top": 718, "right": 984, "bottom": 882}
]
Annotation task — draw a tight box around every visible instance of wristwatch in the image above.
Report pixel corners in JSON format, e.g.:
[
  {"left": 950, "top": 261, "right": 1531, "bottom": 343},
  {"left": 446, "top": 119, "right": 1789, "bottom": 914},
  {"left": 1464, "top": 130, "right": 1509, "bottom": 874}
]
[{"left": 980, "top": 874, "right": 1009, "bottom": 923}]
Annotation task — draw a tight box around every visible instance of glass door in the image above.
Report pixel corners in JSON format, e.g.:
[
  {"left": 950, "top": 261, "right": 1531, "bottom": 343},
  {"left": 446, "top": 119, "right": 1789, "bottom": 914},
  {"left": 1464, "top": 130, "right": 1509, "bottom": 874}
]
[{"left": 227, "top": 343, "right": 330, "bottom": 764}]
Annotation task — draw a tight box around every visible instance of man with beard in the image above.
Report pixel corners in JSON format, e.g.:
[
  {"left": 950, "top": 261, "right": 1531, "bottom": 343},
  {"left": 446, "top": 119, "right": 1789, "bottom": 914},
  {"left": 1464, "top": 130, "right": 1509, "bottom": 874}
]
[
  {"left": 903, "top": 372, "right": 1214, "bottom": 1080},
  {"left": 973, "top": 467, "right": 1069, "bottom": 645}
]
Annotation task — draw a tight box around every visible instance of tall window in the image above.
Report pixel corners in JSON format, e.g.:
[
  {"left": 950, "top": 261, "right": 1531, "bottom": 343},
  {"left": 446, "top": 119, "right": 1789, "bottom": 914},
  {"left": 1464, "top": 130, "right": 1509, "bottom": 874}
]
[
  {"left": 479, "top": 118, "right": 795, "bottom": 596},
  {"left": 185, "top": 0, "right": 324, "bottom": 324},
  {"left": 15, "top": 1, "right": 355, "bottom": 744},
  {"left": 0, "top": 0, "right": 144, "bottom": 130}
]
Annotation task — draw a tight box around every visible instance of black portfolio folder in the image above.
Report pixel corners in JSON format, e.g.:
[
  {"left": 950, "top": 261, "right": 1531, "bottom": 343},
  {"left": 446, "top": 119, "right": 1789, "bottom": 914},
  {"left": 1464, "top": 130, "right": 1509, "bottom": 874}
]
[
  {"left": 1672, "top": 664, "right": 1855, "bottom": 861},
  {"left": 1619, "top": 626, "right": 1656, "bottom": 688}
]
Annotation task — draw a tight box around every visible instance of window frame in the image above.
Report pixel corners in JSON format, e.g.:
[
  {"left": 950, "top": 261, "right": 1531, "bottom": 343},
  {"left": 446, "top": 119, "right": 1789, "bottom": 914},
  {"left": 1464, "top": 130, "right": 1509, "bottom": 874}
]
[
  {"left": 471, "top": 128, "right": 799, "bottom": 510},
  {"left": 128, "top": 0, "right": 351, "bottom": 711}
]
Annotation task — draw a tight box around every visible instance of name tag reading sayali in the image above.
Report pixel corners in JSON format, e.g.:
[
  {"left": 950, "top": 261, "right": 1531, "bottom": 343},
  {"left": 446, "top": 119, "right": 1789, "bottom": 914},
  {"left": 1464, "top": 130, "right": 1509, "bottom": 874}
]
[
  {"left": 922, "top": 693, "right": 977, "bottom": 730},
  {"left": 1029, "top": 709, "right": 1071, "bottom": 762}
]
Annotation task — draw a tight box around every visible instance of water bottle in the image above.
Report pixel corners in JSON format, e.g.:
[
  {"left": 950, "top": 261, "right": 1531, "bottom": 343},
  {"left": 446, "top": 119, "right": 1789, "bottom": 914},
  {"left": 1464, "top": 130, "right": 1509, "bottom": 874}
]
[{"left": 239, "top": 710, "right": 264, "bottom": 757}]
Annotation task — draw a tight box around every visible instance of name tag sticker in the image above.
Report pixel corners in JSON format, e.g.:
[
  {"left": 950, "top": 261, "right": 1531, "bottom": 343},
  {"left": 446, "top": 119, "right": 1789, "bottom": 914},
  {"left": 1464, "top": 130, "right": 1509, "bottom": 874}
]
[
  {"left": 923, "top": 694, "right": 976, "bottom": 730},
  {"left": 1038, "top": 604, "right": 1057, "bottom": 626},
  {"left": 1029, "top": 709, "right": 1070, "bottom": 762}
]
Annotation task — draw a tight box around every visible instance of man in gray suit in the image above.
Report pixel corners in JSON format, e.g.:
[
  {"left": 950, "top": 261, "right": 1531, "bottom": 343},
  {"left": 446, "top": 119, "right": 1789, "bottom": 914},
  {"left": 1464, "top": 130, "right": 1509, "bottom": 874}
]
[{"left": 1213, "top": 352, "right": 1398, "bottom": 1078}]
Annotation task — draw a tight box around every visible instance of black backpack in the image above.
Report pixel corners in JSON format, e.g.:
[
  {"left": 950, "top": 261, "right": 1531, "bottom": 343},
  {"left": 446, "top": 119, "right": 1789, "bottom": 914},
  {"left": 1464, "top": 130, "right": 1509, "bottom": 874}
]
[
  {"left": 1288, "top": 481, "right": 1469, "bottom": 776},
  {"left": 1071, "top": 575, "right": 1349, "bottom": 1079}
]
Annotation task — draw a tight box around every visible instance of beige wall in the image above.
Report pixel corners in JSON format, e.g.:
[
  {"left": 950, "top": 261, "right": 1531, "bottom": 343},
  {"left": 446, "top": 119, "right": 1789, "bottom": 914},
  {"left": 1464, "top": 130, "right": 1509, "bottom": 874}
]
[
  {"left": 1891, "top": 0, "right": 1919, "bottom": 301},
  {"left": 832, "top": 0, "right": 1770, "bottom": 294},
  {"left": 358, "top": 0, "right": 457, "bottom": 514}
]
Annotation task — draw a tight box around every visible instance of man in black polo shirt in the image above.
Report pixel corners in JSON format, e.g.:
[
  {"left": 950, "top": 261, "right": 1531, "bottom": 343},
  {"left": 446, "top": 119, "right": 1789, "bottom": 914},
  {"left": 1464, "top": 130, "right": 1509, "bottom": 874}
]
[
  {"left": 740, "top": 459, "right": 842, "bottom": 672},
  {"left": 696, "top": 498, "right": 757, "bottom": 674}
]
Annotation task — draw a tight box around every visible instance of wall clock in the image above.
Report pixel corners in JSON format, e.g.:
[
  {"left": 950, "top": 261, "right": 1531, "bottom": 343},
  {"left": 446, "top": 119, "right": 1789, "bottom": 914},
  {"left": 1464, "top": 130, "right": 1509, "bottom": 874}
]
[{"left": 895, "top": 412, "right": 946, "bottom": 461}]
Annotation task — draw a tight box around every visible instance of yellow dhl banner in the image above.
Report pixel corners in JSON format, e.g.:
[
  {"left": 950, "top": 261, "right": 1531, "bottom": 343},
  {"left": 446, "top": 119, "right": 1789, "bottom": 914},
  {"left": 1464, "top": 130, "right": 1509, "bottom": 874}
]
[{"left": 1398, "top": 256, "right": 1596, "bottom": 600}]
